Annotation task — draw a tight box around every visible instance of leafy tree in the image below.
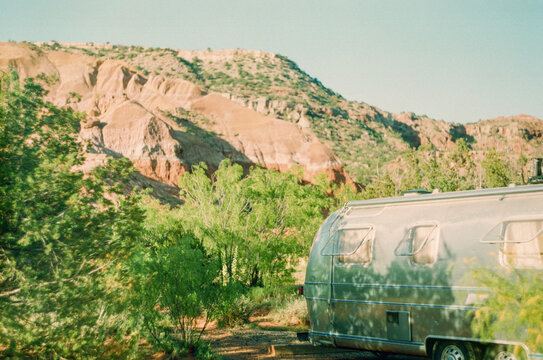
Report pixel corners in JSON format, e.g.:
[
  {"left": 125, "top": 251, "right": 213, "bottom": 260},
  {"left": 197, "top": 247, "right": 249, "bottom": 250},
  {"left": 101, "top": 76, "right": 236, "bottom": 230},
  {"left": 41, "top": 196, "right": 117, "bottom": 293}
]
[
  {"left": 482, "top": 149, "right": 512, "bottom": 188},
  {"left": 360, "top": 173, "right": 397, "bottom": 199},
  {"left": 178, "top": 160, "right": 329, "bottom": 287},
  {"left": 0, "top": 72, "right": 144, "bottom": 358},
  {"left": 129, "top": 224, "right": 224, "bottom": 357},
  {"left": 361, "top": 140, "right": 477, "bottom": 200},
  {"left": 472, "top": 269, "right": 543, "bottom": 356},
  {"left": 243, "top": 166, "right": 329, "bottom": 286},
  {"left": 399, "top": 142, "right": 476, "bottom": 192},
  {"left": 178, "top": 161, "right": 247, "bottom": 284},
  {"left": 329, "top": 180, "right": 359, "bottom": 207},
  {"left": 517, "top": 153, "right": 529, "bottom": 184}
]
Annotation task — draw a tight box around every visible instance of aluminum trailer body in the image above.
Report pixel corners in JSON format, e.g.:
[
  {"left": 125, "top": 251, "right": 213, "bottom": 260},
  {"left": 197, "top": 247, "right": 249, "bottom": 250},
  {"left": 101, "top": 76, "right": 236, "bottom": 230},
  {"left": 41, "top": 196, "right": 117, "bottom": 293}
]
[{"left": 304, "top": 185, "right": 543, "bottom": 359}]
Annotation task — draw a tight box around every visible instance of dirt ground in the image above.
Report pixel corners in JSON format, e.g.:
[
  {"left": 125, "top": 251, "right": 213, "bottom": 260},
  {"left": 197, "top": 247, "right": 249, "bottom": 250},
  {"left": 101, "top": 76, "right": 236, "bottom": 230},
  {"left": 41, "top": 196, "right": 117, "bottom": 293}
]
[{"left": 203, "top": 326, "right": 428, "bottom": 360}]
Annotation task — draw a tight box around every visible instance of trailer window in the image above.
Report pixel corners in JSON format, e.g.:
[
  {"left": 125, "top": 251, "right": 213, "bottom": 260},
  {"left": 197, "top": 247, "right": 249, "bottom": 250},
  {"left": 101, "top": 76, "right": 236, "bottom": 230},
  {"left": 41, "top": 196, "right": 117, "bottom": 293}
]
[
  {"left": 338, "top": 228, "right": 375, "bottom": 265},
  {"left": 482, "top": 220, "right": 543, "bottom": 268},
  {"left": 321, "top": 225, "right": 374, "bottom": 264},
  {"left": 395, "top": 224, "right": 439, "bottom": 265},
  {"left": 412, "top": 226, "right": 439, "bottom": 265}
]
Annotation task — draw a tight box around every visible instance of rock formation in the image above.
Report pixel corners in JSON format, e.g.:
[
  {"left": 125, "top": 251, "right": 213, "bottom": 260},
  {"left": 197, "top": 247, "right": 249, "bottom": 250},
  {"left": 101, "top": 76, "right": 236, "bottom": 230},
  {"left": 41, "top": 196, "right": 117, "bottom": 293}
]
[
  {"left": 2, "top": 41, "right": 542, "bottom": 188},
  {"left": 0, "top": 42, "right": 351, "bottom": 189}
]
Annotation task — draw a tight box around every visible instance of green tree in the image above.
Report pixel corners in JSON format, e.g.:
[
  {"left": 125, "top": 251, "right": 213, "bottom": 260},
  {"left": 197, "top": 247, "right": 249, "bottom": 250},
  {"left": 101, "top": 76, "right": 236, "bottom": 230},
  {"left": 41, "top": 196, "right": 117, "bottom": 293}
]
[
  {"left": 178, "top": 161, "right": 248, "bottom": 284},
  {"left": 243, "top": 166, "right": 329, "bottom": 286},
  {"left": 129, "top": 222, "right": 224, "bottom": 357},
  {"left": 472, "top": 269, "right": 543, "bottom": 356},
  {"left": 482, "top": 149, "right": 512, "bottom": 188},
  {"left": 0, "top": 72, "right": 144, "bottom": 358},
  {"left": 178, "top": 160, "right": 329, "bottom": 287},
  {"left": 517, "top": 153, "right": 529, "bottom": 185},
  {"left": 361, "top": 173, "right": 397, "bottom": 199}
]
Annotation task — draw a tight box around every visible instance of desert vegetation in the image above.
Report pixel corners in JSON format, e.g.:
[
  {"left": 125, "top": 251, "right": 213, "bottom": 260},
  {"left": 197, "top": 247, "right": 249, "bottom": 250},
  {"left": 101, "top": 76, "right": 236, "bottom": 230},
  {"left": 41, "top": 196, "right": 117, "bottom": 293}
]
[
  {"left": 35, "top": 41, "right": 543, "bottom": 186},
  {"left": 0, "top": 72, "right": 338, "bottom": 358},
  {"left": 0, "top": 61, "right": 540, "bottom": 358}
]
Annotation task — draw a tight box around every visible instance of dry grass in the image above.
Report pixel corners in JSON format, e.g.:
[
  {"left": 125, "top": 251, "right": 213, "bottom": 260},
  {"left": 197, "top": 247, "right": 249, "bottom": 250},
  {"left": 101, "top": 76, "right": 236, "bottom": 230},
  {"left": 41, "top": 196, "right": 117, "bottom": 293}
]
[{"left": 265, "top": 296, "right": 309, "bottom": 328}]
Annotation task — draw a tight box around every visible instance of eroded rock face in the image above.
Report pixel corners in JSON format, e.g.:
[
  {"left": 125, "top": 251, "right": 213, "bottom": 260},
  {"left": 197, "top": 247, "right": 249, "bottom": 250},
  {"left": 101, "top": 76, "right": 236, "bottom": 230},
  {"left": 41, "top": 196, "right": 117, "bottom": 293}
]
[
  {"left": 5, "top": 41, "right": 540, "bottom": 190},
  {"left": 98, "top": 101, "right": 185, "bottom": 185},
  {"left": 0, "top": 43, "right": 57, "bottom": 78},
  {"left": 390, "top": 113, "right": 455, "bottom": 149},
  {"left": 386, "top": 112, "right": 543, "bottom": 159},
  {"left": 43, "top": 54, "right": 206, "bottom": 185},
  {"left": 465, "top": 115, "right": 543, "bottom": 154},
  {"left": 0, "top": 42, "right": 351, "bottom": 187},
  {"left": 191, "top": 94, "right": 351, "bottom": 184}
]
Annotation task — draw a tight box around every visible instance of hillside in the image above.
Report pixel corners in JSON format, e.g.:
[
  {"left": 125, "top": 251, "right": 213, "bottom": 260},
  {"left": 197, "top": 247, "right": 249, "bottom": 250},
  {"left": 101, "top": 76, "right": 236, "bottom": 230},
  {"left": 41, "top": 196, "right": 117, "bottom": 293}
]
[
  {"left": 0, "top": 41, "right": 350, "bottom": 202},
  {"left": 3, "top": 41, "right": 543, "bottom": 186}
]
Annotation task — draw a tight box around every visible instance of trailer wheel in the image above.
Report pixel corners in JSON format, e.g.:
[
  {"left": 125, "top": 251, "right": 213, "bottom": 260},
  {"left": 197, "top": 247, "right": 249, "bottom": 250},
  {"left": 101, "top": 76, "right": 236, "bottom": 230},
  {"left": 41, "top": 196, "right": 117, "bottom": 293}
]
[
  {"left": 433, "top": 341, "right": 476, "bottom": 360},
  {"left": 484, "top": 345, "right": 520, "bottom": 360}
]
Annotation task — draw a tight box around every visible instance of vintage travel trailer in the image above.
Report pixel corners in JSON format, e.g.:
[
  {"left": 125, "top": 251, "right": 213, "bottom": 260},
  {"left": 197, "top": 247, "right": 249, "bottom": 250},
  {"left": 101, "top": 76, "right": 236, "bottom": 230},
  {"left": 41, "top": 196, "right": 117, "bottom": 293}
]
[{"left": 304, "top": 184, "right": 543, "bottom": 360}]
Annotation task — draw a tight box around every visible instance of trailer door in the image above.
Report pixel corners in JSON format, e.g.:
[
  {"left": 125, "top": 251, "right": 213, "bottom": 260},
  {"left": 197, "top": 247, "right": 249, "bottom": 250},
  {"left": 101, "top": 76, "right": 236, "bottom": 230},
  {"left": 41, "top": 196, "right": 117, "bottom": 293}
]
[{"left": 324, "top": 225, "right": 376, "bottom": 339}]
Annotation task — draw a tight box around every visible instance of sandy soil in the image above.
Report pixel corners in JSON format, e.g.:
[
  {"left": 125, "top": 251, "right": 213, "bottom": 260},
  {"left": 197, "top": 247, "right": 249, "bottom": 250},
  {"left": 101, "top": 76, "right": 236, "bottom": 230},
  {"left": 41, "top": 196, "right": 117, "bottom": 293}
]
[{"left": 203, "top": 326, "right": 427, "bottom": 360}]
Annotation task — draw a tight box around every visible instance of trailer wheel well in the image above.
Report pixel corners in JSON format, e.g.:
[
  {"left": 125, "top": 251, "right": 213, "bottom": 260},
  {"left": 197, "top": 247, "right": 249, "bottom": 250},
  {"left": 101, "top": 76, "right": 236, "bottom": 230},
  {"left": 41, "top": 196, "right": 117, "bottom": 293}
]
[
  {"left": 425, "top": 338, "right": 437, "bottom": 356},
  {"left": 425, "top": 338, "right": 485, "bottom": 358},
  {"left": 484, "top": 343, "right": 527, "bottom": 360}
]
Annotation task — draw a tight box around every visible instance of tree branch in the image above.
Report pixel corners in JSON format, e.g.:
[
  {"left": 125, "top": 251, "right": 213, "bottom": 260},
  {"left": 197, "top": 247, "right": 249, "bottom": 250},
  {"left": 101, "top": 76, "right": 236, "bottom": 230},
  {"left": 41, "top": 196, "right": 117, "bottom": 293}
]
[{"left": 0, "top": 260, "right": 114, "bottom": 298}]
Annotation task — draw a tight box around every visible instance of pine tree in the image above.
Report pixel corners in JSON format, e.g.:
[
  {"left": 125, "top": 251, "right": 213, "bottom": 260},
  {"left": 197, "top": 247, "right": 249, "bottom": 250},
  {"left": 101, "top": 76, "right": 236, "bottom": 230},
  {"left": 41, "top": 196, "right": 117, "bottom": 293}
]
[{"left": 0, "top": 72, "right": 144, "bottom": 358}]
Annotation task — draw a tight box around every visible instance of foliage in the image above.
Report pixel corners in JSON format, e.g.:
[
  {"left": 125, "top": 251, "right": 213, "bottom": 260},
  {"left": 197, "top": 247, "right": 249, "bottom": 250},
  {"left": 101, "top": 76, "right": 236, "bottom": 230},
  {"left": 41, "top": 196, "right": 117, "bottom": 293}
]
[
  {"left": 395, "top": 140, "right": 476, "bottom": 193},
  {"left": 178, "top": 160, "right": 329, "bottom": 287},
  {"left": 129, "top": 228, "right": 223, "bottom": 355},
  {"left": 126, "top": 199, "right": 239, "bottom": 357},
  {"left": 265, "top": 296, "right": 309, "bottom": 327},
  {"left": 215, "top": 293, "right": 255, "bottom": 328},
  {"left": 248, "top": 285, "right": 309, "bottom": 328},
  {"left": 35, "top": 71, "right": 60, "bottom": 86},
  {"left": 482, "top": 148, "right": 513, "bottom": 188},
  {"left": 360, "top": 173, "right": 397, "bottom": 199},
  {"left": 0, "top": 72, "right": 145, "bottom": 358},
  {"left": 472, "top": 269, "right": 543, "bottom": 355},
  {"left": 357, "top": 139, "right": 529, "bottom": 200}
]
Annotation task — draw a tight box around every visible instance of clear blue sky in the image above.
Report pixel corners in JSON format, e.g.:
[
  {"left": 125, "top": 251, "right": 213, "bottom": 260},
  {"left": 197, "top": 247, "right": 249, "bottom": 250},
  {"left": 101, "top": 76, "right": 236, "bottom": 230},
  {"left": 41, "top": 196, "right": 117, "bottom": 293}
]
[{"left": 1, "top": 0, "right": 542, "bottom": 123}]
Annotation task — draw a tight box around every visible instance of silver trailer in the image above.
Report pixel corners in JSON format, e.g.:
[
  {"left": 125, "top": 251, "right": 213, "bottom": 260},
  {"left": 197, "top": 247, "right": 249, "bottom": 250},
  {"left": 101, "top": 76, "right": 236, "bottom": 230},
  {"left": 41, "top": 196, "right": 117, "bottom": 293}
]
[{"left": 304, "top": 185, "right": 543, "bottom": 359}]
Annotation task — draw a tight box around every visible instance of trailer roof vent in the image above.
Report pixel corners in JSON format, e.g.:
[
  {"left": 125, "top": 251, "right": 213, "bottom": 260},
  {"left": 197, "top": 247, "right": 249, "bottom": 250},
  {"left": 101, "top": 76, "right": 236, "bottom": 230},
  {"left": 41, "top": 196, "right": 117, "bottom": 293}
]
[{"left": 402, "top": 189, "right": 431, "bottom": 197}]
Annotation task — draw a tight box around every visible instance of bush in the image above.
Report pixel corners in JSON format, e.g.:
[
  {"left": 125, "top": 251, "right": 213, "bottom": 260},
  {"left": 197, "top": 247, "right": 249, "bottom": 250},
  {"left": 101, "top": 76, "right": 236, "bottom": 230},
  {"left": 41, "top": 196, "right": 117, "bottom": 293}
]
[
  {"left": 216, "top": 293, "right": 255, "bottom": 327},
  {"left": 472, "top": 268, "right": 543, "bottom": 355},
  {"left": 267, "top": 296, "right": 309, "bottom": 327},
  {"left": 247, "top": 285, "right": 309, "bottom": 327},
  {"left": 482, "top": 149, "right": 513, "bottom": 187},
  {"left": 129, "top": 230, "right": 224, "bottom": 355},
  {"left": 0, "top": 72, "right": 145, "bottom": 358}
]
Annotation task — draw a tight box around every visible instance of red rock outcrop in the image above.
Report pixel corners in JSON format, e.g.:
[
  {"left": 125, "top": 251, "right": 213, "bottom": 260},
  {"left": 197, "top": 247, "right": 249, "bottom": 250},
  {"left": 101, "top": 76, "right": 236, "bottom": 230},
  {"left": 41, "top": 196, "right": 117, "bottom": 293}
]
[
  {"left": 191, "top": 93, "right": 350, "bottom": 184},
  {"left": 465, "top": 115, "right": 543, "bottom": 154},
  {"left": 0, "top": 42, "right": 351, "bottom": 186}
]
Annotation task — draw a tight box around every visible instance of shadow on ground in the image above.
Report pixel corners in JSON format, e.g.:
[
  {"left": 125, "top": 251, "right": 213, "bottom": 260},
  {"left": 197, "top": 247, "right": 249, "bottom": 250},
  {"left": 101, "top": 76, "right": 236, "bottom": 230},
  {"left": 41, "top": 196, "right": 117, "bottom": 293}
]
[{"left": 204, "top": 327, "right": 428, "bottom": 360}]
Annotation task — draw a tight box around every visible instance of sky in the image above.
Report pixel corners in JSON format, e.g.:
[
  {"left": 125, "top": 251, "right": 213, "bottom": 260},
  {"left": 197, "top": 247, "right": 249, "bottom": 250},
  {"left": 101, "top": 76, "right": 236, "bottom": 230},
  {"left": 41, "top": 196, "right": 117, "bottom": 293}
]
[{"left": 1, "top": 0, "right": 542, "bottom": 124}]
